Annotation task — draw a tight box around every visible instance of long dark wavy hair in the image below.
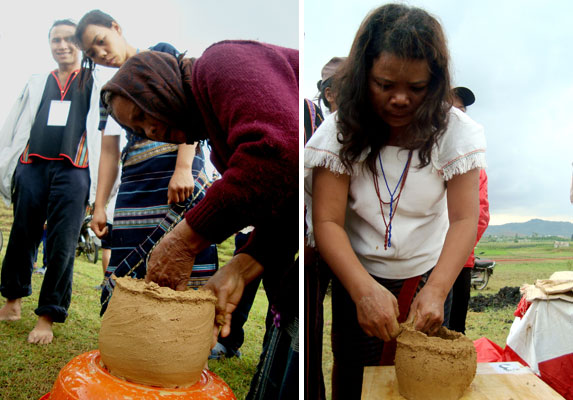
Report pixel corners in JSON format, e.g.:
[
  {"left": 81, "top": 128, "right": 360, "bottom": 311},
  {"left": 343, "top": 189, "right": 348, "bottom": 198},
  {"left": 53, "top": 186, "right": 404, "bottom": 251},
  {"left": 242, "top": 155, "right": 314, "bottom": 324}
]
[{"left": 336, "top": 3, "right": 451, "bottom": 174}]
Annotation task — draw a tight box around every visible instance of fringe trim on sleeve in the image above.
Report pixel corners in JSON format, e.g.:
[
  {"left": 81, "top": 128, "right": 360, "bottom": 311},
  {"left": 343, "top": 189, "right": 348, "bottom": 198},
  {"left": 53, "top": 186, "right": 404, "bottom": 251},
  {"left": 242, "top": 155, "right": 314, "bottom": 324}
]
[
  {"left": 304, "top": 148, "right": 349, "bottom": 248},
  {"left": 304, "top": 146, "right": 349, "bottom": 176},
  {"left": 439, "top": 150, "right": 487, "bottom": 181}
]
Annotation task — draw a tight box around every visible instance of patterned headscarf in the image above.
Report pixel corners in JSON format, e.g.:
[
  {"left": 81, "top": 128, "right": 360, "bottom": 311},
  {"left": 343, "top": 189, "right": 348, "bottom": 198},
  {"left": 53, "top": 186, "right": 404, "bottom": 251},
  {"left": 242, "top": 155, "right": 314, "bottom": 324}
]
[{"left": 101, "top": 51, "right": 202, "bottom": 140}]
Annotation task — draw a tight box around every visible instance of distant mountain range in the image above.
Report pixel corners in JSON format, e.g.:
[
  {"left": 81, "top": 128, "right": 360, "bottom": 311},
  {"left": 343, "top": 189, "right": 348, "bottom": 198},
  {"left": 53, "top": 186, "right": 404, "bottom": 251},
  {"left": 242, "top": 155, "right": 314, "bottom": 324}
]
[{"left": 484, "top": 219, "right": 573, "bottom": 237}]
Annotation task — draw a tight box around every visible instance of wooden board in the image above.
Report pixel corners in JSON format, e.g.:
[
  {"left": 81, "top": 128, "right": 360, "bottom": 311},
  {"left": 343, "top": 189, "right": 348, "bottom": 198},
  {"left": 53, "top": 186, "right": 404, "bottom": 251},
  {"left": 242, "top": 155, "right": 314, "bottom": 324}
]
[{"left": 362, "top": 362, "right": 564, "bottom": 399}]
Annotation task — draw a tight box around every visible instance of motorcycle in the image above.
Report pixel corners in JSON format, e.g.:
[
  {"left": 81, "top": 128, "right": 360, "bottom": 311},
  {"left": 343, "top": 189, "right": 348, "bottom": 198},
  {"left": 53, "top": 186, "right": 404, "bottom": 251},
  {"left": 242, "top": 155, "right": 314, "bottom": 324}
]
[
  {"left": 76, "top": 213, "right": 100, "bottom": 264},
  {"left": 471, "top": 254, "right": 495, "bottom": 290}
]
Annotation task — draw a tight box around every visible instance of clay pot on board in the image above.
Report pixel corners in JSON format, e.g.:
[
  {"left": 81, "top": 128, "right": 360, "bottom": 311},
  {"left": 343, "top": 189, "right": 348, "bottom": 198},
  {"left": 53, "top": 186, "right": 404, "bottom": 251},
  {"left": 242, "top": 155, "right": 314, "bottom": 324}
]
[
  {"left": 395, "top": 326, "right": 477, "bottom": 400},
  {"left": 98, "top": 277, "right": 217, "bottom": 388}
]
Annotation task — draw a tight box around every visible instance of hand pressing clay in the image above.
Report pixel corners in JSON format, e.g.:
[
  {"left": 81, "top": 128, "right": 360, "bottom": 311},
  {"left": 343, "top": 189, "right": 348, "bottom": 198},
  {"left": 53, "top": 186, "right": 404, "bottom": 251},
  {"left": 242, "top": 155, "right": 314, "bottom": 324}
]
[
  {"left": 99, "top": 277, "right": 217, "bottom": 388},
  {"left": 395, "top": 325, "right": 477, "bottom": 400}
]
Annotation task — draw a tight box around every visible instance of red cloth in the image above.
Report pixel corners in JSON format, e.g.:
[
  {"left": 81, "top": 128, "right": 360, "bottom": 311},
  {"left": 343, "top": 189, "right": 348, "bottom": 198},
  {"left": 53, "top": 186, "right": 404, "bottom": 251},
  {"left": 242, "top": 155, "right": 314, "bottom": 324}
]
[
  {"left": 538, "top": 355, "right": 573, "bottom": 400},
  {"left": 464, "top": 169, "right": 490, "bottom": 268},
  {"left": 513, "top": 295, "right": 531, "bottom": 318},
  {"left": 473, "top": 337, "right": 504, "bottom": 362},
  {"left": 380, "top": 276, "right": 422, "bottom": 366},
  {"left": 504, "top": 345, "right": 573, "bottom": 399}
]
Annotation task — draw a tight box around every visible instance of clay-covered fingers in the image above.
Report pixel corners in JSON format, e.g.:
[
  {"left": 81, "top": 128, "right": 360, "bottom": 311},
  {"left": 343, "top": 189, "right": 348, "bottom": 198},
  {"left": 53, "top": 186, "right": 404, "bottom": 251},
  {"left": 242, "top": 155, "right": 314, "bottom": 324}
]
[
  {"left": 356, "top": 287, "right": 400, "bottom": 342},
  {"left": 408, "top": 287, "right": 445, "bottom": 336},
  {"left": 145, "top": 230, "right": 196, "bottom": 290},
  {"left": 206, "top": 287, "right": 234, "bottom": 339},
  {"left": 203, "top": 266, "right": 243, "bottom": 339},
  {"left": 416, "top": 313, "right": 442, "bottom": 336},
  {"left": 146, "top": 264, "right": 191, "bottom": 291},
  {"left": 216, "top": 305, "right": 234, "bottom": 338}
]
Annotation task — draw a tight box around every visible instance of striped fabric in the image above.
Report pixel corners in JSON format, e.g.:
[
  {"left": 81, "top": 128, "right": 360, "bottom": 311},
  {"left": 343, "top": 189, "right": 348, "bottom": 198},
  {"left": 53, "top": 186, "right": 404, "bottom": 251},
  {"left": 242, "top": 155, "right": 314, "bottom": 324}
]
[
  {"left": 19, "top": 131, "right": 90, "bottom": 168},
  {"left": 73, "top": 131, "right": 89, "bottom": 167},
  {"left": 122, "top": 139, "right": 179, "bottom": 167}
]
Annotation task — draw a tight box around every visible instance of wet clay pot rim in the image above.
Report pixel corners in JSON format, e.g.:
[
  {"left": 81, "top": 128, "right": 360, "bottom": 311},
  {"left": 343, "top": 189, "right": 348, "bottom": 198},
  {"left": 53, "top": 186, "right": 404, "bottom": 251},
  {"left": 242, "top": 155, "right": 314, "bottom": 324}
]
[
  {"left": 114, "top": 277, "right": 217, "bottom": 304},
  {"left": 397, "top": 326, "right": 475, "bottom": 355}
]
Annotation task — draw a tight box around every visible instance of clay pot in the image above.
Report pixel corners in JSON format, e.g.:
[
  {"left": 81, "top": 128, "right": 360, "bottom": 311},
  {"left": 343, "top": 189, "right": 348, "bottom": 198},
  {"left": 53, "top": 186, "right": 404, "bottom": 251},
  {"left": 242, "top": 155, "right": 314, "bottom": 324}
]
[
  {"left": 395, "top": 326, "right": 477, "bottom": 400},
  {"left": 98, "top": 277, "right": 217, "bottom": 388}
]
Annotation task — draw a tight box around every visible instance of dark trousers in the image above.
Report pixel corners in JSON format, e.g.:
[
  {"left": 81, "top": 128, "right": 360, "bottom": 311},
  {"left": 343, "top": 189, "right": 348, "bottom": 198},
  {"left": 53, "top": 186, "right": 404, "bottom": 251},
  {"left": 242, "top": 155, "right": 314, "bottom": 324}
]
[
  {"left": 247, "top": 256, "right": 299, "bottom": 400},
  {"left": 247, "top": 308, "right": 298, "bottom": 400},
  {"left": 0, "top": 160, "right": 89, "bottom": 322},
  {"left": 304, "top": 246, "right": 331, "bottom": 400},
  {"left": 448, "top": 267, "right": 472, "bottom": 334}
]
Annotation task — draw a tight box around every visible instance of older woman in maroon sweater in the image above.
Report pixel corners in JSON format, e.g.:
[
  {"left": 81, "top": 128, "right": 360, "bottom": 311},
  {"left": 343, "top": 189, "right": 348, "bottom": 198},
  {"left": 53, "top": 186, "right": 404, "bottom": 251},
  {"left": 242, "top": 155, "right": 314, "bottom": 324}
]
[{"left": 101, "top": 40, "right": 298, "bottom": 399}]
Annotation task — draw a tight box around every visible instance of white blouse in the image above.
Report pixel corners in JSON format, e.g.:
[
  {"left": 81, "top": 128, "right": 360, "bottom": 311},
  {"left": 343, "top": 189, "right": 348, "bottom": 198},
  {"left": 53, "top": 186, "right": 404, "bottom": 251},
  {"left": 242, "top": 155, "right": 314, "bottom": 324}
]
[{"left": 304, "top": 107, "right": 487, "bottom": 280}]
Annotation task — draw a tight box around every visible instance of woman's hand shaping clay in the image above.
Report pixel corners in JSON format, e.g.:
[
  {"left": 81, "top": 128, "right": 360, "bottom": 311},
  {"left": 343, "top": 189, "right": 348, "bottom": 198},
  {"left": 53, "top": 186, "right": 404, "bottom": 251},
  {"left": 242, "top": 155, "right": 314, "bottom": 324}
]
[
  {"left": 355, "top": 280, "right": 400, "bottom": 342},
  {"left": 146, "top": 221, "right": 209, "bottom": 290},
  {"left": 406, "top": 283, "right": 446, "bottom": 336},
  {"left": 204, "top": 253, "right": 264, "bottom": 343}
]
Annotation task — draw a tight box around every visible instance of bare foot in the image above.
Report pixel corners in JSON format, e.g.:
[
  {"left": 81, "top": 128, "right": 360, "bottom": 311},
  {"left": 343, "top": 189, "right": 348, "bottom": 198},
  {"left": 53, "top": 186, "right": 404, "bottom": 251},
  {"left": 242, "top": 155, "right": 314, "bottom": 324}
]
[
  {"left": 0, "top": 298, "right": 22, "bottom": 321},
  {"left": 27, "top": 315, "right": 54, "bottom": 344}
]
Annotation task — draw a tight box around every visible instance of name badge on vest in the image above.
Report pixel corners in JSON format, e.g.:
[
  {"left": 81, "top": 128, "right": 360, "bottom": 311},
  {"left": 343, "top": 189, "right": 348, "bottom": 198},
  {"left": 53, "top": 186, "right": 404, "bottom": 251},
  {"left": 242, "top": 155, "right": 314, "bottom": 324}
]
[{"left": 47, "top": 100, "right": 71, "bottom": 126}]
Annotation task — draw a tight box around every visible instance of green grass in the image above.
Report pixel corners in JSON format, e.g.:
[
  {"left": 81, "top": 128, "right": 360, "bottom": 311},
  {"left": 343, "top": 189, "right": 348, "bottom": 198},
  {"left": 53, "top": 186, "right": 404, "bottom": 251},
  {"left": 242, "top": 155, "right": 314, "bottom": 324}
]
[
  {"left": 476, "top": 237, "right": 573, "bottom": 258},
  {"left": 320, "top": 239, "right": 573, "bottom": 399},
  {"left": 0, "top": 202, "right": 267, "bottom": 400}
]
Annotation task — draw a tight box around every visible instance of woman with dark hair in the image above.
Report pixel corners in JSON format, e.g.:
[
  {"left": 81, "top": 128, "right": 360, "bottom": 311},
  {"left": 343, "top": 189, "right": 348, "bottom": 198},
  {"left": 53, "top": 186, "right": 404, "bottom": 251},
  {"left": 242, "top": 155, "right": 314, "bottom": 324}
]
[
  {"left": 100, "top": 41, "right": 298, "bottom": 399},
  {"left": 304, "top": 4, "right": 486, "bottom": 398},
  {"left": 74, "top": 10, "right": 217, "bottom": 314}
]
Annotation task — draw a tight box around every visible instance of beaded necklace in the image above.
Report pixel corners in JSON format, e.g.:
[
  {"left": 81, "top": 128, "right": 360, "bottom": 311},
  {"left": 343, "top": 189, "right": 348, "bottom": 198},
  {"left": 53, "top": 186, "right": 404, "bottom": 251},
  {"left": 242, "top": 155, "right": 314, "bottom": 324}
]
[{"left": 373, "top": 150, "right": 413, "bottom": 250}]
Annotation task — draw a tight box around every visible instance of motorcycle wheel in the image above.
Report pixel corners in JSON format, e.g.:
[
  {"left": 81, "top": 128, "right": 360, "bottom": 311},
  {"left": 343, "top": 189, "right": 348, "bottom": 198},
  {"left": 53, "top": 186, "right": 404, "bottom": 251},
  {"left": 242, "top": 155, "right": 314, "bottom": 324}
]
[
  {"left": 473, "top": 269, "right": 490, "bottom": 290},
  {"left": 82, "top": 231, "right": 99, "bottom": 264}
]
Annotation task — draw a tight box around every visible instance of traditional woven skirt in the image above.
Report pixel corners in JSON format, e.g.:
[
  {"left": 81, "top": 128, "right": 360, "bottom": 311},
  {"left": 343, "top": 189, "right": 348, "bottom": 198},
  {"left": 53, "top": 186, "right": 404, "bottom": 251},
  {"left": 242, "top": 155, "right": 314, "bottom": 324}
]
[{"left": 100, "top": 141, "right": 217, "bottom": 314}]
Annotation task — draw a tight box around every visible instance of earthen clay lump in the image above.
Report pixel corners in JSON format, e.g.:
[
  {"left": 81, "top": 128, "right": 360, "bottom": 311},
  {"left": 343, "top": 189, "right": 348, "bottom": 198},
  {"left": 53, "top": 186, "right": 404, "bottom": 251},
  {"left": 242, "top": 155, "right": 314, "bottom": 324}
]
[
  {"left": 98, "top": 277, "right": 217, "bottom": 388},
  {"left": 395, "top": 326, "right": 477, "bottom": 400}
]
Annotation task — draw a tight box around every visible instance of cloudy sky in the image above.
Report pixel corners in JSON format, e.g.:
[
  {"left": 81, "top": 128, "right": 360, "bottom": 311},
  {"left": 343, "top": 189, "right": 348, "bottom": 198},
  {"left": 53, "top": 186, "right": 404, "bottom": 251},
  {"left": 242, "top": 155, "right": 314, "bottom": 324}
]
[
  {"left": 0, "top": 0, "right": 299, "bottom": 175},
  {"left": 2, "top": 1, "right": 572, "bottom": 226},
  {"left": 304, "top": 0, "right": 573, "bottom": 225}
]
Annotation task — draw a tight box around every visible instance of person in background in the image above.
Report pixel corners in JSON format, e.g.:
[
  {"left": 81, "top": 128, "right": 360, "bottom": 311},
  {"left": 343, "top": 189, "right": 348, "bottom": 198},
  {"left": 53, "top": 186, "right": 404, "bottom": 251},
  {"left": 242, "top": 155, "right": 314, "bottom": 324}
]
[
  {"left": 447, "top": 86, "right": 490, "bottom": 334},
  {"left": 74, "top": 9, "right": 218, "bottom": 312},
  {"left": 452, "top": 86, "right": 475, "bottom": 112},
  {"left": 100, "top": 40, "right": 298, "bottom": 399},
  {"left": 304, "top": 56, "right": 345, "bottom": 400},
  {"left": 305, "top": 4, "right": 486, "bottom": 397},
  {"left": 316, "top": 57, "right": 345, "bottom": 117},
  {"left": 0, "top": 19, "right": 101, "bottom": 344}
]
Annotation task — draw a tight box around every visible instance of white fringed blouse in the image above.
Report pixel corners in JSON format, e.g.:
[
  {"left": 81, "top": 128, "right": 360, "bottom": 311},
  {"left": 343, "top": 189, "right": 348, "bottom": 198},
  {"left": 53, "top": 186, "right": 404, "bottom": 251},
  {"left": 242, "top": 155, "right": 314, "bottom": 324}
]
[{"left": 304, "top": 106, "right": 487, "bottom": 279}]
